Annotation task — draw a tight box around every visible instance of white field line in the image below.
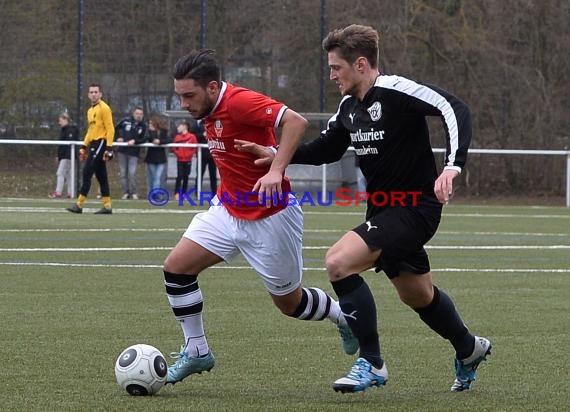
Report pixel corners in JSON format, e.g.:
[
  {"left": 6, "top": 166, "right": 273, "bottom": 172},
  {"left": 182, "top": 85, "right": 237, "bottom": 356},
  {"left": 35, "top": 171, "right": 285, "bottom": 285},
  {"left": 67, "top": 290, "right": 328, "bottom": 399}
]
[
  {"left": 0, "top": 245, "right": 568, "bottom": 252},
  {"left": 0, "top": 206, "right": 201, "bottom": 214},
  {"left": 0, "top": 261, "right": 568, "bottom": 273},
  {"left": 0, "top": 228, "right": 568, "bottom": 237},
  {"left": 428, "top": 245, "right": 570, "bottom": 250},
  {"left": 0, "top": 205, "right": 569, "bottom": 218},
  {"left": 0, "top": 228, "right": 182, "bottom": 232},
  {"left": 442, "top": 213, "right": 570, "bottom": 219},
  {"left": 438, "top": 231, "right": 569, "bottom": 237},
  {"left": 302, "top": 245, "right": 570, "bottom": 250}
]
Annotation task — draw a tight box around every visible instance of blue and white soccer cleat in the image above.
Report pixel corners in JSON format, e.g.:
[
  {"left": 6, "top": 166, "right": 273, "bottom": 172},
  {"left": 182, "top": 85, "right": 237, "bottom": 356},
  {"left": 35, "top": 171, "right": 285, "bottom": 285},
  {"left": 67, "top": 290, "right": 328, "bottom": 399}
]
[
  {"left": 333, "top": 357, "right": 388, "bottom": 393},
  {"left": 166, "top": 347, "right": 215, "bottom": 384},
  {"left": 337, "top": 324, "right": 359, "bottom": 355},
  {"left": 451, "top": 336, "right": 492, "bottom": 392}
]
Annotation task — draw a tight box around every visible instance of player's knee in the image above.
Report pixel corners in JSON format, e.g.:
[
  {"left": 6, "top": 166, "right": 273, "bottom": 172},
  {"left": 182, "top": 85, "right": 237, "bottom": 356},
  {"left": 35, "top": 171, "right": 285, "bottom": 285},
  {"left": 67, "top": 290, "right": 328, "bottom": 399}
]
[
  {"left": 162, "top": 254, "right": 181, "bottom": 274},
  {"left": 162, "top": 261, "right": 174, "bottom": 274},
  {"left": 325, "top": 250, "right": 347, "bottom": 280}
]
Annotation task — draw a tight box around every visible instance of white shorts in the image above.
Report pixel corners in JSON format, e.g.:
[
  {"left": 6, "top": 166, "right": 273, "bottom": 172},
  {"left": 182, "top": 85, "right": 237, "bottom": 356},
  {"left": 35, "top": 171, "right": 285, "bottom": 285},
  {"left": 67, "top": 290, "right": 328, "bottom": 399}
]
[{"left": 183, "top": 197, "right": 303, "bottom": 296}]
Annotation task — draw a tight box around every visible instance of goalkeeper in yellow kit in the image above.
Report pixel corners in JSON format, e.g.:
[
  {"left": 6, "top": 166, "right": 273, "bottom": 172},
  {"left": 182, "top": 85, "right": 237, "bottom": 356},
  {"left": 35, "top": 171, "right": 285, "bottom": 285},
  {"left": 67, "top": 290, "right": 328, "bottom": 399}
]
[{"left": 67, "top": 83, "right": 115, "bottom": 214}]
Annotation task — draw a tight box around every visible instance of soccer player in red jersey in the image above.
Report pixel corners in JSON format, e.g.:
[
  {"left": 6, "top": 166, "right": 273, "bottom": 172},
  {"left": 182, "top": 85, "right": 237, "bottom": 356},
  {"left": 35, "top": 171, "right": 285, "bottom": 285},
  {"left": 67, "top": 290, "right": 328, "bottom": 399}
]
[{"left": 162, "top": 49, "right": 357, "bottom": 385}]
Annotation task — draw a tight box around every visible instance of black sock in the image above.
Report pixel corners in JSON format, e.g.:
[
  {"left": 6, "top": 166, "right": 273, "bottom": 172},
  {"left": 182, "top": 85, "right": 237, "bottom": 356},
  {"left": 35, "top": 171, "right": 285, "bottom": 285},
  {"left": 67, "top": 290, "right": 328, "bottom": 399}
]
[
  {"left": 332, "top": 274, "right": 383, "bottom": 369},
  {"left": 414, "top": 286, "right": 474, "bottom": 359}
]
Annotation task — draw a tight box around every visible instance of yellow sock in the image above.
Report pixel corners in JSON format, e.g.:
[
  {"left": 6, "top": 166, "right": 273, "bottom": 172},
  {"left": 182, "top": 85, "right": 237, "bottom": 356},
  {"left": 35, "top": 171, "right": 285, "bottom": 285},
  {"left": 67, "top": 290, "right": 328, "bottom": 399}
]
[
  {"left": 102, "top": 196, "right": 112, "bottom": 209},
  {"left": 77, "top": 195, "right": 86, "bottom": 208}
]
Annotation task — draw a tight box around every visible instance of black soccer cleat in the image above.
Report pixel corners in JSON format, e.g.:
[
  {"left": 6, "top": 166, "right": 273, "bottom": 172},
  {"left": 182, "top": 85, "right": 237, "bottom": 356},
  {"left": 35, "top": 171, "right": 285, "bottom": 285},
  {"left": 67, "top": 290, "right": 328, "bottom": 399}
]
[{"left": 66, "top": 204, "right": 83, "bottom": 214}]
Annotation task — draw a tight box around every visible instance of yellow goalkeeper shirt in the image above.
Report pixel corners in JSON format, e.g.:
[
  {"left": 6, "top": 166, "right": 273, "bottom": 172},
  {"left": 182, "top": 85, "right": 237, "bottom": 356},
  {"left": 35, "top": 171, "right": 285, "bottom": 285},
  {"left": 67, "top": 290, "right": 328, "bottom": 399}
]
[{"left": 84, "top": 99, "right": 115, "bottom": 147}]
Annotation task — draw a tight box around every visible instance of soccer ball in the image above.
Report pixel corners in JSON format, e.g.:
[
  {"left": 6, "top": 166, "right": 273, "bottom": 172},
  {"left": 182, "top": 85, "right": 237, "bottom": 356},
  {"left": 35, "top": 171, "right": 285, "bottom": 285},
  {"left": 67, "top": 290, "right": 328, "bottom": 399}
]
[{"left": 114, "top": 344, "right": 168, "bottom": 396}]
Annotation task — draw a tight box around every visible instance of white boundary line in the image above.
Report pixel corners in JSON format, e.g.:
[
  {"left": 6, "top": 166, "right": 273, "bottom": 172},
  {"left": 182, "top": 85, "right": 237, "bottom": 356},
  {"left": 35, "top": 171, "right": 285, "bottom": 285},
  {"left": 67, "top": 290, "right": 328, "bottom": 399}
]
[
  {"left": 1, "top": 245, "right": 568, "bottom": 252},
  {"left": 428, "top": 245, "right": 570, "bottom": 250},
  {"left": 0, "top": 228, "right": 567, "bottom": 237},
  {"left": 0, "top": 261, "right": 568, "bottom": 273},
  {"left": 0, "top": 228, "right": 182, "bottom": 232},
  {"left": 0, "top": 247, "right": 172, "bottom": 252},
  {"left": 0, "top": 207, "right": 201, "bottom": 214},
  {"left": 0, "top": 205, "right": 568, "bottom": 218}
]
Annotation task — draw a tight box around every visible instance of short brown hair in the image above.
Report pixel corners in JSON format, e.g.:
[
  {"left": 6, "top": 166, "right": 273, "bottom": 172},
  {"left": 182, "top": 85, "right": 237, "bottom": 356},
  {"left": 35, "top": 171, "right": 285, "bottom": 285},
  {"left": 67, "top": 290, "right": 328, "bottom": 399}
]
[{"left": 322, "top": 24, "right": 379, "bottom": 69}]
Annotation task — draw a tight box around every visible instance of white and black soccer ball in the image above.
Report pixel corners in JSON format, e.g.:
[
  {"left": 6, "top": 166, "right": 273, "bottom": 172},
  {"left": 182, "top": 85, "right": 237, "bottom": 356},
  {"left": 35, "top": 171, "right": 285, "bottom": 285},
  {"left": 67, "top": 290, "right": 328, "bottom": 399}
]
[{"left": 114, "top": 344, "right": 167, "bottom": 396}]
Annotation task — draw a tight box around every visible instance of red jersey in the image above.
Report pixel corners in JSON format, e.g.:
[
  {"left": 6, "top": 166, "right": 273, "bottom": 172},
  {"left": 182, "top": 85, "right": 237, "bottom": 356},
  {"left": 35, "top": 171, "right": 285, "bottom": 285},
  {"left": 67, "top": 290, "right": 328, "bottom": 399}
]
[
  {"left": 203, "top": 82, "right": 292, "bottom": 220},
  {"left": 172, "top": 132, "right": 198, "bottom": 162}
]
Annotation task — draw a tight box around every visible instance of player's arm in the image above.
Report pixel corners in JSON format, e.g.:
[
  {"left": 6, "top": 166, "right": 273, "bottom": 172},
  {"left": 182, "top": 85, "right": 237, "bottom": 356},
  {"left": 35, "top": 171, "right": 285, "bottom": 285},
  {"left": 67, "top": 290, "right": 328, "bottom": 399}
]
[
  {"left": 291, "top": 98, "right": 352, "bottom": 165},
  {"left": 396, "top": 80, "right": 472, "bottom": 203},
  {"left": 269, "top": 109, "right": 307, "bottom": 175},
  {"left": 410, "top": 84, "right": 471, "bottom": 172},
  {"left": 253, "top": 108, "right": 308, "bottom": 205},
  {"left": 291, "top": 126, "right": 351, "bottom": 165},
  {"left": 98, "top": 105, "right": 115, "bottom": 161},
  {"left": 235, "top": 100, "right": 351, "bottom": 166},
  {"left": 234, "top": 124, "right": 350, "bottom": 167},
  {"left": 102, "top": 105, "right": 115, "bottom": 147}
]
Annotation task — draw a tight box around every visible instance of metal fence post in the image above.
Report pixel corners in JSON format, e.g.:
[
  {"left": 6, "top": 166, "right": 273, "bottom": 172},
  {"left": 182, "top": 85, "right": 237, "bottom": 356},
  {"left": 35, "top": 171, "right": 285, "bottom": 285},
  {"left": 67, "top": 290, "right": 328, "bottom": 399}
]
[
  {"left": 70, "top": 144, "right": 76, "bottom": 198},
  {"left": 566, "top": 151, "right": 570, "bottom": 207},
  {"left": 321, "top": 163, "right": 327, "bottom": 203},
  {"left": 196, "top": 146, "right": 203, "bottom": 197}
]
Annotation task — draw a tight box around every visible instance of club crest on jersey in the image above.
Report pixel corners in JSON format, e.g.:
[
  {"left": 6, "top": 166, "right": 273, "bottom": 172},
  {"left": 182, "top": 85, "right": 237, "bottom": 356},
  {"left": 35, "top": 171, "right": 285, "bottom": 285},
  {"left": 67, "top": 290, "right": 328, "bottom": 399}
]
[
  {"left": 214, "top": 119, "right": 223, "bottom": 137},
  {"left": 367, "top": 101, "right": 382, "bottom": 121}
]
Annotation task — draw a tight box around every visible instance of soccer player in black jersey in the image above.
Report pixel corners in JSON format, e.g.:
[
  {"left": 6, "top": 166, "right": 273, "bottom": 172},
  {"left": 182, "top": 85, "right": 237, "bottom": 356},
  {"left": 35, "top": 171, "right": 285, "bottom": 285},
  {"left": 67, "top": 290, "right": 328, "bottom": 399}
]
[{"left": 236, "top": 24, "right": 491, "bottom": 394}]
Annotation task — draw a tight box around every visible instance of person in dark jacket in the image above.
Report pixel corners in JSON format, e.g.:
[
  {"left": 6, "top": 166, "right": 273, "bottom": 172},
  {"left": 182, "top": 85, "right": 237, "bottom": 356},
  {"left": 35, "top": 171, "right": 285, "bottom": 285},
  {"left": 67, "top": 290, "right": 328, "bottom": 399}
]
[
  {"left": 49, "top": 113, "right": 79, "bottom": 198},
  {"left": 115, "top": 107, "right": 146, "bottom": 200},
  {"left": 144, "top": 115, "right": 170, "bottom": 192}
]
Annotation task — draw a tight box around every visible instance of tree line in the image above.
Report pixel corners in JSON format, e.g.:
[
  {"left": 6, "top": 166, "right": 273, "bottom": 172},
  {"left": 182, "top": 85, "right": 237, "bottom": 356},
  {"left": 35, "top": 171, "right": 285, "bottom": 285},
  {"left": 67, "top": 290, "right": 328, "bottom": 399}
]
[{"left": 0, "top": 0, "right": 568, "bottom": 196}]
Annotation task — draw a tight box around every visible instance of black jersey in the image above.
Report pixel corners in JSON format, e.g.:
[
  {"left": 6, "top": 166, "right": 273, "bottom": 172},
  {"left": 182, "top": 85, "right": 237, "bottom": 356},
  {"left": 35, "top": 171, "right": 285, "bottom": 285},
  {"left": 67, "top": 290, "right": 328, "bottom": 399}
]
[
  {"left": 291, "top": 74, "right": 471, "bottom": 219},
  {"left": 115, "top": 116, "right": 147, "bottom": 156}
]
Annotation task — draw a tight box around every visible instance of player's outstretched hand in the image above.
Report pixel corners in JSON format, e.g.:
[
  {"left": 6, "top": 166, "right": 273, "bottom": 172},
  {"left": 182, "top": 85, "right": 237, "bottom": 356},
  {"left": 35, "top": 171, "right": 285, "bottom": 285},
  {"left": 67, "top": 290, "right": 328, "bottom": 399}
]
[
  {"left": 434, "top": 169, "right": 459, "bottom": 204},
  {"left": 253, "top": 170, "right": 283, "bottom": 208},
  {"left": 79, "top": 147, "right": 87, "bottom": 161},
  {"left": 234, "top": 139, "right": 275, "bottom": 167}
]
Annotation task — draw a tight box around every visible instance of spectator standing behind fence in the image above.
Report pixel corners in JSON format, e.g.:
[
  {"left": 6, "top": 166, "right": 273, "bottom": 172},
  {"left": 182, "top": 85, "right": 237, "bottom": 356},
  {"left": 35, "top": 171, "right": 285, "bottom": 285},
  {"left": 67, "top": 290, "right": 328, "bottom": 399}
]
[
  {"left": 115, "top": 107, "right": 146, "bottom": 200},
  {"left": 172, "top": 121, "right": 197, "bottom": 200},
  {"left": 144, "top": 115, "right": 169, "bottom": 193},
  {"left": 66, "top": 83, "right": 115, "bottom": 214},
  {"left": 49, "top": 113, "right": 79, "bottom": 199},
  {"left": 194, "top": 121, "right": 217, "bottom": 193}
]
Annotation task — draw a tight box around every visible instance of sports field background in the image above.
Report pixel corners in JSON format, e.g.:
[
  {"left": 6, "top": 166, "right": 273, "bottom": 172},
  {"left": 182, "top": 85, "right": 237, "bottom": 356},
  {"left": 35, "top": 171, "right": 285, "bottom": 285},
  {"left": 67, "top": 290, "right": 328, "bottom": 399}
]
[{"left": 1, "top": 198, "right": 569, "bottom": 411}]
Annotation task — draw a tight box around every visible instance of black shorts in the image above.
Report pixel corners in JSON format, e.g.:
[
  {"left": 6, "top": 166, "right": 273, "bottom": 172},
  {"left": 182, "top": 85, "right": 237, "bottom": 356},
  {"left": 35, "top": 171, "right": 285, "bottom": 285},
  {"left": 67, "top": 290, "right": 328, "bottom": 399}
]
[{"left": 352, "top": 206, "right": 441, "bottom": 279}]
